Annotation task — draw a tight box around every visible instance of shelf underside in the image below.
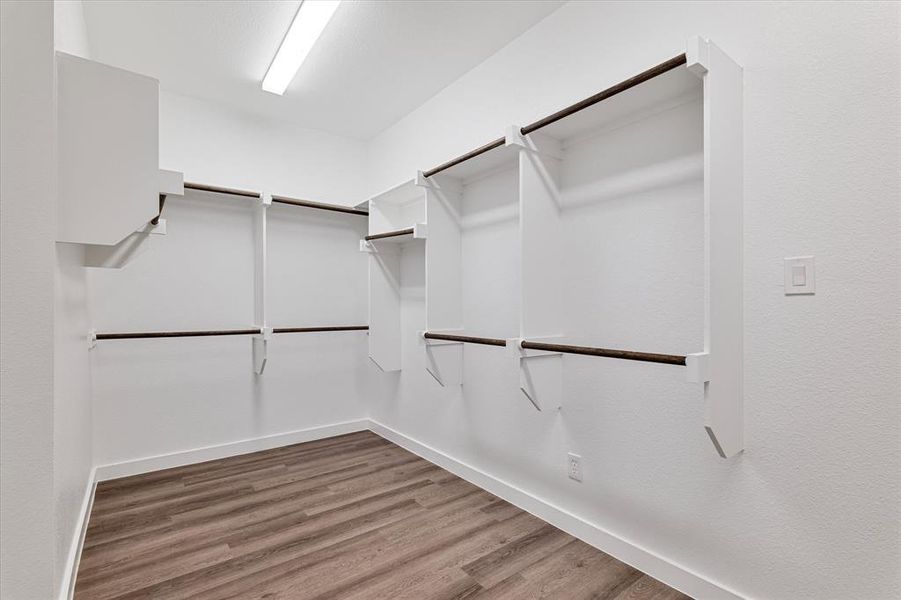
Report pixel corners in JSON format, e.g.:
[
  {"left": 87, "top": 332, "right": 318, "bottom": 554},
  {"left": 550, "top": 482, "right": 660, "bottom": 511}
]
[{"left": 538, "top": 65, "right": 701, "bottom": 144}]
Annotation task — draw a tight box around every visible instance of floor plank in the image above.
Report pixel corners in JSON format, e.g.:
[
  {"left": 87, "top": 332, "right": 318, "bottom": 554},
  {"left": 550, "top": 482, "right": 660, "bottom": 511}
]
[{"left": 74, "top": 431, "right": 691, "bottom": 600}]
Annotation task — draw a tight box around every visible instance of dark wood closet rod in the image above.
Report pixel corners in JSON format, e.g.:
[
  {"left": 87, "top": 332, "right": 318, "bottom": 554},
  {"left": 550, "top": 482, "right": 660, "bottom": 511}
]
[
  {"left": 423, "top": 332, "right": 508, "bottom": 347},
  {"left": 184, "top": 181, "right": 261, "bottom": 198},
  {"left": 150, "top": 193, "right": 167, "bottom": 225},
  {"left": 364, "top": 227, "right": 415, "bottom": 241},
  {"left": 421, "top": 137, "right": 506, "bottom": 179},
  {"left": 95, "top": 328, "right": 261, "bottom": 340},
  {"left": 95, "top": 326, "right": 368, "bottom": 341},
  {"left": 271, "top": 195, "right": 369, "bottom": 216},
  {"left": 520, "top": 53, "right": 688, "bottom": 134},
  {"left": 422, "top": 53, "right": 688, "bottom": 178},
  {"left": 272, "top": 325, "right": 368, "bottom": 334},
  {"left": 184, "top": 182, "right": 366, "bottom": 216},
  {"left": 520, "top": 340, "right": 686, "bottom": 366}
]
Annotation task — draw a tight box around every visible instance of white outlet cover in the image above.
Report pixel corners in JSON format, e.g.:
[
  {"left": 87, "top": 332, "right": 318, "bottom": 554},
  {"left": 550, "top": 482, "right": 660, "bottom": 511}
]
[
  {"left": 784, "top": 256, "right": 815, "bottom": 295},
  {"left": 567, "top": 453, "right": 582, "bottom": 482}
]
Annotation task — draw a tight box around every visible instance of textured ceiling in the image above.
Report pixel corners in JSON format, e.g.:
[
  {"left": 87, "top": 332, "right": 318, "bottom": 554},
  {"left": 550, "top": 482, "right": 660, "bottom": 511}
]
[{"left": 82, "top": 0, "right": 564, "bottom": 139}]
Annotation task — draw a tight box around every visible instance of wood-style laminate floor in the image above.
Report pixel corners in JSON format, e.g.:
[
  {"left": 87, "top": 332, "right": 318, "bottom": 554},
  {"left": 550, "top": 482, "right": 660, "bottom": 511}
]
[{"left": 75, "top": 431, "right": 691, "bottom": 600}]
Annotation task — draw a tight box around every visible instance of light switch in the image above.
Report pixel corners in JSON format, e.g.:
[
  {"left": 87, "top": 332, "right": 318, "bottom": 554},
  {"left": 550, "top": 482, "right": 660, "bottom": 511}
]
[{"left": 785, "top": 256, "right": 815, "bottom": 295}]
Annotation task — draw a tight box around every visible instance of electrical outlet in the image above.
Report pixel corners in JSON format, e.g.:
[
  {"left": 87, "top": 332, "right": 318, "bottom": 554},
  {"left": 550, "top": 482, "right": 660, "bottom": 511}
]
[{"left": 567, "top": 453, "right": 582, "bottom": 482}]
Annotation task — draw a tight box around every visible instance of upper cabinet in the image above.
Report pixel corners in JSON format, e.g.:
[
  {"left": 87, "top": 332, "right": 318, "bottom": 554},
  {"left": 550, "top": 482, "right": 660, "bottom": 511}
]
[{"left": 56, "top": 52, "right": 159, "bottom": 246}]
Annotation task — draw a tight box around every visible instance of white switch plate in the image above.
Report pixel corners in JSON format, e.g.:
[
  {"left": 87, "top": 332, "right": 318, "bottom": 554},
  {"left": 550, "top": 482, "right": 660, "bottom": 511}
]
[
  {"left": 784, "top": 256, "right": 815, "bottom": 295},
  {"left": 567, "top": 453, "right": 582, "bottom": 482}
]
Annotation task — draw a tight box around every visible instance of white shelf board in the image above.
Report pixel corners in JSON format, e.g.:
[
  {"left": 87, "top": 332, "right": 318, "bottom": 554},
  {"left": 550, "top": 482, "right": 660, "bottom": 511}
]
[
  {"left": 537, "top": 65, "right": 701, "bottom": 144},
  {"left": 367, "top": 178, "right": 421, "bottom": 207},
  {"left": 437, "top": 142, "right": 519, "bottom": 184}
]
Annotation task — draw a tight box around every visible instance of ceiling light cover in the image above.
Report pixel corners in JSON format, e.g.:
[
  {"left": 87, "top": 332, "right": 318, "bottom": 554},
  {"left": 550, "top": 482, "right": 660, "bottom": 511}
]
[{"left": 262, "top": 0, "right": 341, "bottom": 95}]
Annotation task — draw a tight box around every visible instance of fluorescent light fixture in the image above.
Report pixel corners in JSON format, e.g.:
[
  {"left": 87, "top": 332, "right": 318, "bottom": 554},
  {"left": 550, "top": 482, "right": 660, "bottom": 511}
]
[{"left": 262, "top": 0, "right": 341, "bottom": 95}]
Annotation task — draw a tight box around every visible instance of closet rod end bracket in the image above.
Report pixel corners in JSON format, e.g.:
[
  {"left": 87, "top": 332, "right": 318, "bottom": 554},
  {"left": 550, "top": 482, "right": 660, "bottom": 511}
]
[
  {"left": 505, "top": 126, "right": 563, "bottom": 159},
  {"left": 87, "top": 329, "right": 97, "bottom": 350},
  {"left": 415, "top": 171, "right": 433, "bottom": 188},
  {"left": 685, "top": 352, "right": 710, "bottom": 383},
  {"left": 505, "top": 338, "right": 523, "bottom": 359},
  {"left": 686, "top": 36, "right": 710, "bottom": 77},
  {"left": 505, "top": 125, "right": 527, "bottom": 149}
]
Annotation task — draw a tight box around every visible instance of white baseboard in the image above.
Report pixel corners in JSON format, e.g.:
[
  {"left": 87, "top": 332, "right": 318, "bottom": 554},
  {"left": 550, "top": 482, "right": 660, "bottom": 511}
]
[
  {"left": 68, "top": 419, "right": 743, "bottom": 600},
  {"left": 58, "top": 468, "right": 97, "bottom": 600},
  {"left": 368, "top": 420, "right": 745, "bottom": 600},
  {"left": 94, "top": 419, "right": 369, "bottom": 481}
]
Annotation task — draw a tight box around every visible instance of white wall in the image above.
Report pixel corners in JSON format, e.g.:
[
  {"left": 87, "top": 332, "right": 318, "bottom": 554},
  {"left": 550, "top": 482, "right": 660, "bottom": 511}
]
[
  {"left": 0, "top": 2, "right": 57, "bottom": 598},
  {"left": 365, "top": 2, "right": 900, "bottom": 599},
  {"left": 52, "top": 2, "right": 95, "bottom": 597},
  {"left": 53, "top": 243, "right": 93, "bottom": 598},
  {"left": 159, "top": 91, "right": 366, "bottom": 203},
  {"left": 89, "top": 93, "right": 378, "bottom": 467}
]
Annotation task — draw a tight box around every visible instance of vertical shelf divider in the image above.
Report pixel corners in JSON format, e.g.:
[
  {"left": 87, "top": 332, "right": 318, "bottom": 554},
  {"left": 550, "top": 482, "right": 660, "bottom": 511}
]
[
  {"left": 421, "top": 171, "right": 464, "bottom": 386},
  {"left": 511, "top": 128, "right": 565, "bottom": 411},
  {"left": 252, "top": 192, "right": 272, "bottom": 375},
  {"left": 687, "top": 36, "right": 743, "bottom": 457}
]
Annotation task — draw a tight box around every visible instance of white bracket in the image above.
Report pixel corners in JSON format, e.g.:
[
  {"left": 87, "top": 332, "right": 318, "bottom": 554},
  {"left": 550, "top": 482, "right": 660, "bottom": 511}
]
[
  {"left": 83, "top": 217, "right": 167, "bottom": 269},
  {"left": 413, "top": 222, "right": 428, "bottom": 239},
  {"left": 259, "top": 191, "right": 272, "bottom": 206},
  {"left": 87, "top": 329, "right": 97, "bottom": 350},
  {"left": 252, "top": 326, "right": 272, "bottom": 375},
  {"left": 415, "top": 170, "right": 433, "bottom": 188},
  {"left": 686, "top": 36, "right": 710, "bottom": 76},
  {"left": 685, "top": 352, "right": 710, "bottom": 383},
  {"left": 359, "top": 239, "right": 401, "bottom": 254},
  {"left": 420, "top": 330, "right": 464, "bottom": 387},
  {"left": 507, "top": 338, "right": 562, "bottom": 411},
  {"left": 159, "top": 169, "right": 184, "bottom": 196},
  {"left": 505, "top": 125, "right": 564, "bottom": 159}
]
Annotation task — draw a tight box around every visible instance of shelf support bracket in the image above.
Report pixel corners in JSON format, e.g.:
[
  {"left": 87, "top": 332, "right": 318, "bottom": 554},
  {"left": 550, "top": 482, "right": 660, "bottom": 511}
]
[
  {"left": 252, "top": 327, "right": 272, "bottom": 375},
  {"left": 507, "top": 338, "right": 562, "bottom": 411},
  {"left": 505, "top": 125, "right": 563, "bottom": 159},
  {"left": 685, "top": 352, "right": 710, "bottom": 383},
  {"left": 420, "top": 330, "right": 463, "bottom": 387}
]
